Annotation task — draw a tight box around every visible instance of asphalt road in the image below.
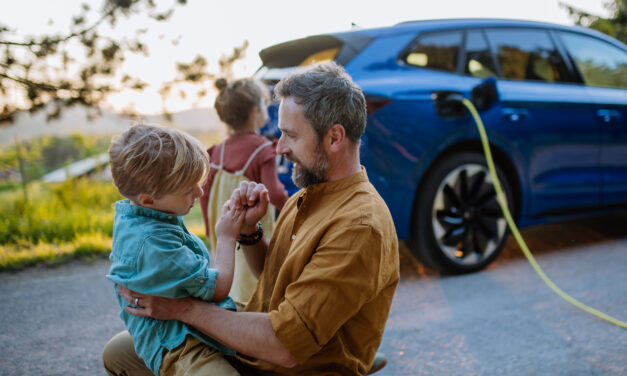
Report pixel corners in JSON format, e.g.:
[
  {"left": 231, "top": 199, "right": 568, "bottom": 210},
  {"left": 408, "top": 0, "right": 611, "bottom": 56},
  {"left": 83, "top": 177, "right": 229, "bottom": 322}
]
[{"left": 1, "top": 214, "right": 625, "bottom": 375}]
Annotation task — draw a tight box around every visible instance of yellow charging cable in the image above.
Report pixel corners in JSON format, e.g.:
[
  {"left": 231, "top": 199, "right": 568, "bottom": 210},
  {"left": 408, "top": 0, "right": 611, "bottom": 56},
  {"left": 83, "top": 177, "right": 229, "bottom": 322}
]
[{"left": 462, "top": 98, "right": 627, "bottom": 329}]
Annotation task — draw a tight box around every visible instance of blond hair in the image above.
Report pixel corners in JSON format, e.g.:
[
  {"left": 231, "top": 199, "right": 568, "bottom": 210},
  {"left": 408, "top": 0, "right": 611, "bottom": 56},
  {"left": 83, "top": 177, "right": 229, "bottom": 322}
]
[{"left": 109, "top": 124, "right": 209, "bottom": 199}]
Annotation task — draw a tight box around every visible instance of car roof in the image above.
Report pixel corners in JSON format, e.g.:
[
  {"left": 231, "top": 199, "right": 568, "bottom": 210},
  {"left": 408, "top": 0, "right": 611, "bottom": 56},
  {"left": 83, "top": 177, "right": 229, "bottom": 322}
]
[
  {"left": 258, "top": 18, "right": 626, "bottom": 70},
  {"left": 296, "top": 18, "right": 624, "bottom": 47},
  {"left": 368, "top": 18, "right": 621, "bottom": 43}
]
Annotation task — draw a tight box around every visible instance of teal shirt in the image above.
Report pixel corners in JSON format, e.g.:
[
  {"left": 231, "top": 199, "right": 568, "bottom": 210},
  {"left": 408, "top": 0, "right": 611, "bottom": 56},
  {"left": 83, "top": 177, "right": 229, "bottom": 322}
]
[{"left": 107, "top": 200, "right": 235, "bottom": 374}]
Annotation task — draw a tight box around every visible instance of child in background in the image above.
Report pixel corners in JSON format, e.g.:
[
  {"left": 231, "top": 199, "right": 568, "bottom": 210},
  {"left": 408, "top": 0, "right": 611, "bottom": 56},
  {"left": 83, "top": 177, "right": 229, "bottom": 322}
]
[
  {"left": 107, "top": 124, "right": 242, "bottom": 375},
  {"left": 201, "top": 77, "right": 288, "bottom": 304}
]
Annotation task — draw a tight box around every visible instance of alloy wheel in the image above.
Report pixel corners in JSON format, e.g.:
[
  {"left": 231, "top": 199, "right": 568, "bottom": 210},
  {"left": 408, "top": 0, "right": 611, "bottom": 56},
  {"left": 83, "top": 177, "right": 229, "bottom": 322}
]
[{"left": 431, "top": 163, "right": 507, "bottom": 266}]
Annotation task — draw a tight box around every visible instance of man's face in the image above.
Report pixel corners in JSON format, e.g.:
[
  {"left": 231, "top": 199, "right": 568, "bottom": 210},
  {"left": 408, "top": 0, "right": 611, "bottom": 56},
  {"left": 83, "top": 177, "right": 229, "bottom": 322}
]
[{"left": 276, "top": 97, "right": 329, "bottom": 188}]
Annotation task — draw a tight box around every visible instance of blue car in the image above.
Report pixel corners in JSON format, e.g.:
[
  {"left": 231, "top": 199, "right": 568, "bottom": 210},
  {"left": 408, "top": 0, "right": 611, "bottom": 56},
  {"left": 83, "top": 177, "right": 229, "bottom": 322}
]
[{"left": 255, "top": 18, "right": 627, "bottom": 273}]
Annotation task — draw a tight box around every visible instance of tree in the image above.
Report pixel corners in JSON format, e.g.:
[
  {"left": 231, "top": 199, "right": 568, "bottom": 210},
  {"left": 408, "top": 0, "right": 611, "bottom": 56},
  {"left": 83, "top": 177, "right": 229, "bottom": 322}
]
[
  {"left": 157, "top": 40, "right": 249, "bottom": 120},
  {"left": 0, "top": 0, "right": 247, "bottom": 124},
  {"left": 560, "top": 0, "right": 627, "bottom": 44}
]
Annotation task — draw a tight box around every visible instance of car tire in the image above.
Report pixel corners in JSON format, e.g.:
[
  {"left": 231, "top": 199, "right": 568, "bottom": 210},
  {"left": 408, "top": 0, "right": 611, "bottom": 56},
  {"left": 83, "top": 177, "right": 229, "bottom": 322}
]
[{"left": 409, "top": 152, "right": 514, "bottom": 274}]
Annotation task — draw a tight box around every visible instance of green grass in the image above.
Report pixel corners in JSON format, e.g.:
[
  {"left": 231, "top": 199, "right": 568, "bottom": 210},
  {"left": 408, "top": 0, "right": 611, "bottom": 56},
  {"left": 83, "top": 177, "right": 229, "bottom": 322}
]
[
  {"left": 0, "top": 178, "right": 209, "bottom": 271},
  {"left": 0, "top": 179, "right": 120, "bottom": 245},
  {"left": 0, "top": 232, "right": 113, "bottom": 271},
  {"left": 0, "top": 178, "right": 118, "bottom": 270}
]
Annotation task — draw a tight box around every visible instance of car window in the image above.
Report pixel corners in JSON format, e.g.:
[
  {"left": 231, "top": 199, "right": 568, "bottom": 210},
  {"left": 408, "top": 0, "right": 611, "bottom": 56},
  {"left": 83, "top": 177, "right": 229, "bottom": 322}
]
[
  {"left": 404, "top": 31, "right": 462, "bottom": 73},
  {"left": 464, "top": 30, "right": 497, "bottom": 78},
  {"left": 256, "top": 34, "right": 366, "bottom": 84},
  {"left": 486, "top": 29, "right": 570, "bottom": 83},
  {"left": 299, "top": 47, "right": 340, "bottom": 66},
  {"left": 256, "top": 47, "right": 339, "bottom": 82},
  {"left": 559, "top": 32, "right": 627, "bottom": 89}
]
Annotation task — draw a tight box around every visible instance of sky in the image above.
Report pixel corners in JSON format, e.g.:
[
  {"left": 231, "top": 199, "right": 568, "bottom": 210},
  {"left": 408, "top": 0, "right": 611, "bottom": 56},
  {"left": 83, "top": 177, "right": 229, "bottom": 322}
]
[{"left": 2, "top": 0, "right": 611, "bottom": 114}]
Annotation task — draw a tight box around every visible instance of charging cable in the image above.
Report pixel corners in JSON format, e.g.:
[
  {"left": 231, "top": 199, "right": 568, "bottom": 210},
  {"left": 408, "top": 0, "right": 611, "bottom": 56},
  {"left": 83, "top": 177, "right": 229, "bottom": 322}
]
[{"left": 461, "top": 97, "right": 627, "bottom": 329}]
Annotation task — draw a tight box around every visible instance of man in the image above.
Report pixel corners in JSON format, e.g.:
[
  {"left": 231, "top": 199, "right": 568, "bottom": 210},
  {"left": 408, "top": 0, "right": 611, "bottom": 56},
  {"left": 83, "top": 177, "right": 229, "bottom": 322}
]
[{"left": 103, "top": 62, "right": 400, "bottom": 375}]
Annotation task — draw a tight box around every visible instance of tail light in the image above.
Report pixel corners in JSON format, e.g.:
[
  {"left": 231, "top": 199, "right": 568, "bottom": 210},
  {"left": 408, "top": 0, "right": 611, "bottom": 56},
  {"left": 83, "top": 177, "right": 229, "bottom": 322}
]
[{"left": 365, "top": 95, "right": 391, "bottom": 115}]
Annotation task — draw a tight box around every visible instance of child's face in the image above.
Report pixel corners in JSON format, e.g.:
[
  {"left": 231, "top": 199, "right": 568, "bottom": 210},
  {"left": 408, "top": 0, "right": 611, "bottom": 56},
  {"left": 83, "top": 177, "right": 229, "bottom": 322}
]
[{"left": 149, "top": 183, "right": 203, "bottom": 216}]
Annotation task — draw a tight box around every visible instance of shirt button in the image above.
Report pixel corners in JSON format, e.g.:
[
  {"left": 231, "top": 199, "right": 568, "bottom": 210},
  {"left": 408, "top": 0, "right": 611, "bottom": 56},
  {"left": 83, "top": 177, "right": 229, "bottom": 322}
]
[
  {"left": 199, "top": 279, "right": 206, "bottom": 284},
  {"left": 291, "top": 234, "right": 296, "bottom": 240}
]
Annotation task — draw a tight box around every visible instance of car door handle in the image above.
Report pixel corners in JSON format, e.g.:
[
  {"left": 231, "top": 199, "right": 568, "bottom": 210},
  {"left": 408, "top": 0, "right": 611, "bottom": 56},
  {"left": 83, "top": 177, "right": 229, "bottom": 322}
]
[
  {"left": 501, "top": 108, "right": 528, "bottom": 123},
  {"left": 596, "top": 109, "right": 621, "bottom": 124}
]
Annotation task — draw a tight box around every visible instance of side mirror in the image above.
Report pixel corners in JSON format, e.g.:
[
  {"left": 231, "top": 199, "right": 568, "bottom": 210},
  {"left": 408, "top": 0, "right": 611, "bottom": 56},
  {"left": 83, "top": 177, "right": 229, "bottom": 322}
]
[{"left": 471, "top": 77, "right": 498, "bottom": 111}]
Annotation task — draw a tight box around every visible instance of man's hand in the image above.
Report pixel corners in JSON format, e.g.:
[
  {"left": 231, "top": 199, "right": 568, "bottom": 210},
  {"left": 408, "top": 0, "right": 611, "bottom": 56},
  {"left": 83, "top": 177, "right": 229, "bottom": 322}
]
[
  {"left": 117, "top": 285, "right": 194, "bottom": 321},
  {"left": 231, "top": 181, "right": 269, "bottom": 232}
]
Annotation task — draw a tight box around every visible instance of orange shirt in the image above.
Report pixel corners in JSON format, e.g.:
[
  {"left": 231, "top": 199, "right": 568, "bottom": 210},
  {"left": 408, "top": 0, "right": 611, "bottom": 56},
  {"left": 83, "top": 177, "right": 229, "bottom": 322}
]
[{"left": 239, "top": 168, "right": 399, "bottom": 375}]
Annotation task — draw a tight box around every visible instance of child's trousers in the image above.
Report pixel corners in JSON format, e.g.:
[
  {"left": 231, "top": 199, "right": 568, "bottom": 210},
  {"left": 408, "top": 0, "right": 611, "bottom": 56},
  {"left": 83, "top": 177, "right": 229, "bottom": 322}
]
[{"left": 103, "top": 331, "right": 239, "bottom": 376}]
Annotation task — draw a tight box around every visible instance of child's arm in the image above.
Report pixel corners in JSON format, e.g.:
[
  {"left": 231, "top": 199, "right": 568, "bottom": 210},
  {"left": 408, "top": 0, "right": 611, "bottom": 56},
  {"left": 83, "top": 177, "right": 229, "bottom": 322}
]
[{"left": 212, "top": 200, "right": 245, "bottom": 302}]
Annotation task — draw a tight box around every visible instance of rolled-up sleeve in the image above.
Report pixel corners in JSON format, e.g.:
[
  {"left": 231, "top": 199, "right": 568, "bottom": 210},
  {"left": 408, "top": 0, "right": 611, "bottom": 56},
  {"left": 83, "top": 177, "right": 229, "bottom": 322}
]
[
  {"left": 269, "top": 298, "right": 321, "bottom": 363},
  {"left": 268, "top": 224, "right": 384, "bottom": 363}
]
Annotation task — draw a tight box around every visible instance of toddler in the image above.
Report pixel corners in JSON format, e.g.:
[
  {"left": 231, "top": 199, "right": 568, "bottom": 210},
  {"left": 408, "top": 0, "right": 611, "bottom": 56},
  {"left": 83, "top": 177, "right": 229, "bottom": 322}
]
[{"left": 107, "top": 124, "right": 242, "bottom": 375}]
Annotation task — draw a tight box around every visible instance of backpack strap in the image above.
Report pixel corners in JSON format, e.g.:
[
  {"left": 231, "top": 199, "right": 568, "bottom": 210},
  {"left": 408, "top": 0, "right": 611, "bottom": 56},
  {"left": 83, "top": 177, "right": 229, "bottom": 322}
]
[
  {"left": 209, "top": 142, "right": 225, "bottom": 170},
  {"left": 235, "top": 141, "right": 273, "bottom": 176}
]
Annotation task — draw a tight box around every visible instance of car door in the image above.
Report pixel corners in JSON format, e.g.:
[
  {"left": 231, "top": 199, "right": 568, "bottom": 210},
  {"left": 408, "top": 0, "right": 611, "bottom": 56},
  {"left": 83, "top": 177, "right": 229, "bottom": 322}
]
[
  {"left": 484, "top": 28, "right": 601, "bottom": 218},
  {"left": 558, "top": 31, "right": 627, "bottom": 208}
]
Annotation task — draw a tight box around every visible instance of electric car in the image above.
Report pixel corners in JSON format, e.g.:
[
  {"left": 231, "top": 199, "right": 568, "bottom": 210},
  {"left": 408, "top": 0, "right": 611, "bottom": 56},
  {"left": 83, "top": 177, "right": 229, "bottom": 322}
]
[{"left": 254, "top": 18, "right": 627, "bottom": 273}]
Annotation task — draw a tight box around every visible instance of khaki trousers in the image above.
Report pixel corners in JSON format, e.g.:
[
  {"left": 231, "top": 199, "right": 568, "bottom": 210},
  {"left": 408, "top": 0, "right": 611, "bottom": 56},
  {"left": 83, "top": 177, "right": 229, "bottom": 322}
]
[{"left": 102, "top": 331, "right": 239, "bottom": 376}]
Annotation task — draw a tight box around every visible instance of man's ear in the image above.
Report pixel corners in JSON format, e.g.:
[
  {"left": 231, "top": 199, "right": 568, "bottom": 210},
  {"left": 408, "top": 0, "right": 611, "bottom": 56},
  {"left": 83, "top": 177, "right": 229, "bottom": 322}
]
[
  {"left": 326, "top": 123, "right": 346, "bottom": 153},
  {"left": 137, "top": 193, "right": 155, "bottom": 207}
]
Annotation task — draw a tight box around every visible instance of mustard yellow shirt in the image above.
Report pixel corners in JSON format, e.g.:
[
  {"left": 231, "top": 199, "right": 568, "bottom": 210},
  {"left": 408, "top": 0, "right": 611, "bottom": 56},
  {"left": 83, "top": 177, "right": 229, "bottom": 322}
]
[{"left": 240, "top": 168, "right": 400, "bottom": 375}]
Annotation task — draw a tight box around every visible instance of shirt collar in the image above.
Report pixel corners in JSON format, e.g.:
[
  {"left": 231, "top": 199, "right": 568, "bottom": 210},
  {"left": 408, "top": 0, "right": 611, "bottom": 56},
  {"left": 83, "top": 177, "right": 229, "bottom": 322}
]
[
  {"left": 115, "top": 199, "right": 181, "bottom": 223},
  {"left": 297, "top": 166, "right": 368, "bottom": 203}
]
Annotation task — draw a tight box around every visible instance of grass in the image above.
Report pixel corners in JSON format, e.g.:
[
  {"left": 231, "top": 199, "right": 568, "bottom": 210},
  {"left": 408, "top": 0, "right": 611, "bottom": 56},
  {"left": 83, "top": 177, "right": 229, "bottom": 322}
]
[
  {"left": 0, "top": 178, "right": 209, "bottom": 272},
  {"left": 0, "top": 233, "right": 113, "bottom": 271},
  {"left": 0, "top": 179, "right": 119, "bottom": 245}
]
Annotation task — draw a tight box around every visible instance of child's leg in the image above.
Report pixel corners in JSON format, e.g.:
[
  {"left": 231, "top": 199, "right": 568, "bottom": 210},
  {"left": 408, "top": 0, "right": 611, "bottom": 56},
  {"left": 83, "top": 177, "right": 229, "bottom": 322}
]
[
  {"left": 103, "top": 330, "right": 152, "bottom": 376},
  {"left": 161, "top": 336, "right": 239, "bottom": 376}
]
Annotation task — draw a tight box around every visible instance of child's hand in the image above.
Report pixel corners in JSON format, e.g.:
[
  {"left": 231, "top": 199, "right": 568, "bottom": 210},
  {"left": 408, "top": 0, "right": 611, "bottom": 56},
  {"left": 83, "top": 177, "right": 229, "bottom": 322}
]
[{"left": 215, "top": 199, "right": 245, "bottom": 240}]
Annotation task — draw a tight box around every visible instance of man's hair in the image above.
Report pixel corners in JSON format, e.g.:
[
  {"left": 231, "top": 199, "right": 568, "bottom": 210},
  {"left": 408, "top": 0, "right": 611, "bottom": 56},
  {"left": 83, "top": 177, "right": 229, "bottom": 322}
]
[
  {"left": 214, "top": 77, "right": 269, "bottom": 130},
  {"left": 274, "top": 61, "right": 366, "bottom": 143},
  {"left": 108, "top": 124, "right": 209, "bottom": 199}
]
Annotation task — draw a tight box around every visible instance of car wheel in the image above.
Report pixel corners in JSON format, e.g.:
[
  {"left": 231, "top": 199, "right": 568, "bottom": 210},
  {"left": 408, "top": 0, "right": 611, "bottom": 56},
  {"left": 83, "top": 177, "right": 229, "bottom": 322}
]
[{"left": 410, "top": 152, "right": 514, "bottom": 273}]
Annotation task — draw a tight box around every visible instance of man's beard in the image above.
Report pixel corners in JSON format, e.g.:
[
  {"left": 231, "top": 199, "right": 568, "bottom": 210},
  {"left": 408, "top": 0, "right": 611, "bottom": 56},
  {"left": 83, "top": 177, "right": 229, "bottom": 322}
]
[{"left": 290, "top": 143, "right": 329, "bottom": 188}]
